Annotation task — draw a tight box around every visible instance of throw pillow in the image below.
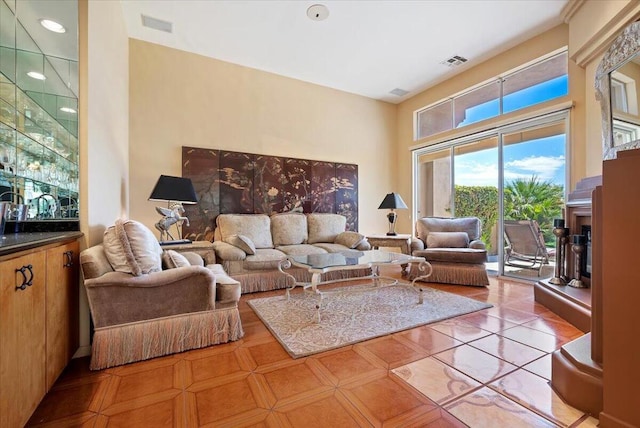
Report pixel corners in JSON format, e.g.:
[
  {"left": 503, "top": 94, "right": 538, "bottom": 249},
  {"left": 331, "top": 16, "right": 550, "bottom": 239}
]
[
  {"left": 426, "top": 231, "right": 469, "bottom": 248},
  {"left": 103, "top": 219, "right": 163, "bottom": 276},
  {"left": 162, "top": 250, "right": 191, "bottom": 269},
  {"left": 224, "top": 234, "right": 256, "bottom": 255},
  {"left": 334, "top": 231, "right": 365, "bottom": 249}
]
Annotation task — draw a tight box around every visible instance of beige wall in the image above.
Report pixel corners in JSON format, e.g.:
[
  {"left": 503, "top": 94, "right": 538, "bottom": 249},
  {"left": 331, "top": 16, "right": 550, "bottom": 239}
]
[
  {"left": 78, "top": 0, "right": 129, "bottom": 356},
  {"left": 567, "top": 0, "right": 640, "bottom": 177},
  {"left": 83, "top": 0, "right": 130, "bottom": 246},
  {"left": 128, "top": 40, "right": 397, "bottom": 236},
  {"left": 395, "top": 25, "right": 581, "bottom": 234}
]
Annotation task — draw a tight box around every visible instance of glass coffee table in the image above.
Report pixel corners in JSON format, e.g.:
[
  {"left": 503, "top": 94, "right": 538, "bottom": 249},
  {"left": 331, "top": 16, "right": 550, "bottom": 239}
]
[{"left": 278, "top": 249, "right": 433, "bottom": 322}]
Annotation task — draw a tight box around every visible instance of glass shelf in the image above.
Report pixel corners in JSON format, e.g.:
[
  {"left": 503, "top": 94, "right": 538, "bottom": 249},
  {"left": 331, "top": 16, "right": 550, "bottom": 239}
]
[{"left": 0, "top": 0, "right": 78, "bottom": 222}]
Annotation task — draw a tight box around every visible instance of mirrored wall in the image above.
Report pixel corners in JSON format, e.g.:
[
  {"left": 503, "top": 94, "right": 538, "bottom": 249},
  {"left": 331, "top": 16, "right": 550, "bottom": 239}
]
[{"left": 0, "top": 0, "right": 78, "bottom": 222}]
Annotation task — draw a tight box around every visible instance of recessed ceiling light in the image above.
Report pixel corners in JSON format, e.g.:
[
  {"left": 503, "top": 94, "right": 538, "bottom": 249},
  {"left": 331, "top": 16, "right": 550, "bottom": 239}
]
[
  {"left": 307, "top": 4, "right": 329, "bottom": 21},
  {"left": 27, "top": 71, "right": 46, "bottom": 80},
  {"left": 60, "top": 107, "right": 76, "bottom": 114},
  {"left": 40, "top": 19, "right": 66, "bottom": 33}
]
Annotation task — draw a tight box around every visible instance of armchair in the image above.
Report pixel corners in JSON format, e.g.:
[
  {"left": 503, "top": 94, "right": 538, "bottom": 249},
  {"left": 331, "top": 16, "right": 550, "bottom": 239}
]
[
  {"left": 410, "top": 216, "right": 489, "bottom": 286},
  {"left": 81, "top": 219, "right": 243, "bottom": 370}
]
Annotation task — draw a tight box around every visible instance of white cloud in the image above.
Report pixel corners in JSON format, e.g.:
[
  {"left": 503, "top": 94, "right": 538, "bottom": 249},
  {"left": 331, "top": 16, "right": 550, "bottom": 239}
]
[
  {"left": 505, "top": 155, "right": 565, "bottom": 182},
  {"left": 454, "top": 155, "right": 565, "bottom": 186}
]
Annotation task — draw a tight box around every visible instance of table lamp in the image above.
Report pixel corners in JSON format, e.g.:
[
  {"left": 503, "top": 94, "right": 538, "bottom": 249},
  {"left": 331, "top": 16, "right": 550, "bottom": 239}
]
[
  {"left": 378, "top": 192, "right": 407, "bottom": 236},
  {"left": 149, "top": 175, "right": 198, "bottom": 242}
]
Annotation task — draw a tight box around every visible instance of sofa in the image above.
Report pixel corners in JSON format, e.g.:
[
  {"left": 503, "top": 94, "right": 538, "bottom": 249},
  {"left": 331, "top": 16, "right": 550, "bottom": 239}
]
[
  {"left": 409, "top": 216, "right": 489, "bottom": 287},
  {"left": 211, "top": 212, "right": 371, "bottom": 293},
  {"left": 80, "top": 219, "right": 243, "bottom": 370}
]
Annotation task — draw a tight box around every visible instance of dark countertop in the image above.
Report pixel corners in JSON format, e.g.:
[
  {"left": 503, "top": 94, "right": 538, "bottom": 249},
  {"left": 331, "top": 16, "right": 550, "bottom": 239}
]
[{"left": 0, "top": 231, "right": 84, "bottom": 257}]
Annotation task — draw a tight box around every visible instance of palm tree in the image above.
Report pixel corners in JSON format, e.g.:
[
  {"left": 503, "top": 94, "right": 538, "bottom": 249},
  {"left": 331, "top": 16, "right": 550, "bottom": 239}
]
[{"left": 504, "top": 176, "right": 564, "bottom": 244}]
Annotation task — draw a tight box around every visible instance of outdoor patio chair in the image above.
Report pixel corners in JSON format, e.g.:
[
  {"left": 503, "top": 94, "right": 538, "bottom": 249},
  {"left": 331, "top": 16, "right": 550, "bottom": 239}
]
[{"left": 503, "top": 219, "right": 550, "bottom": 276}]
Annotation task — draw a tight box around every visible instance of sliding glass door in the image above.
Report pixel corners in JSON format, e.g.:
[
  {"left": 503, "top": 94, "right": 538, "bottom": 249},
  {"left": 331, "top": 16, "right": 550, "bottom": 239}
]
[
  {"left": 412, "top": 111, "right": 568, "bottom": 279},
  {"left": 501, "top": 121, "right": 566, "bottom": 279}
]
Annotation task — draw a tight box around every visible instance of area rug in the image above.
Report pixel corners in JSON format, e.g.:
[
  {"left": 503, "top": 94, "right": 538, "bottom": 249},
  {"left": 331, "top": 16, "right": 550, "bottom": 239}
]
[{"left": 248, "top": 284, "right": 492, "bottom": 358}]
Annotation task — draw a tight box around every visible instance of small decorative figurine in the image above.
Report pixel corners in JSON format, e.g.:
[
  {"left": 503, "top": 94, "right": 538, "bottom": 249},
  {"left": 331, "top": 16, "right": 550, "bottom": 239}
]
[{"left": 154, "top": 202, "right": 190, "bottom": 241}]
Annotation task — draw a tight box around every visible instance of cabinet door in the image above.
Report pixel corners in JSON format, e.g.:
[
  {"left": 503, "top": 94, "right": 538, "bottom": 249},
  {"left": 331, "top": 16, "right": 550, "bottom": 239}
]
[
  {"left": 0, "top": 251, "right": 47, "bottom": 428},
  {"left": 46, "top": 241, "right": 80, "bottom": 389}
]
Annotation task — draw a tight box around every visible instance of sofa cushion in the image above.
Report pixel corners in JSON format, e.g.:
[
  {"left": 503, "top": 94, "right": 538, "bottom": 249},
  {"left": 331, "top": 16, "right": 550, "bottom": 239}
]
[
  {"left": 413, "top": 248, "right": 487, "bottom": 264},
  {"left": 313, "top": 242, "right": 352, "bottom": 253},
  {"left": 416, "top": 217, "right": 481, "bottom": 242},
  {"left": 307, "top": 213, "right": 346, "bottom": 244},
  {"left": 243, "top": 248, "right": 287, "bottom": 270},
  {"left": 426, "top": 231, "right": 469, "bottom": 248},
  {"left": 162, "top": 250, "right": 191, "bottom": 269},
  {"left": 271, "top": 213, "right": 308, "bottom": 246},
  {"left": 103, "top": 219, "right": 163, "bottom": 276},
  {"left": 216, "top": 214, "right": 273, "bottom": 249},
  {"left": 276, "top": 244, "right": 327, "bottom": 256},
  {"left": 334, "top": 231, "right": 365, "bottom": 249},
  {"left": 224, "top": 234, "right": 256, "bottom": 255}
]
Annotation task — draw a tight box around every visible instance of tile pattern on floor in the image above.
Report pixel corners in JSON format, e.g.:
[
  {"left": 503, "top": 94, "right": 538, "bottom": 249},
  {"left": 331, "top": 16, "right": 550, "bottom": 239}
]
[{"left": 28, "top": 267, "right": 595, "bottom": 427}]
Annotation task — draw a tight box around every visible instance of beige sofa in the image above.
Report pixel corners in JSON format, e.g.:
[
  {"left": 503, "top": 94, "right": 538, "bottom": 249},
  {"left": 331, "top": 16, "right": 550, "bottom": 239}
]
[
  {"left": 81, "top": 219, "right": 243, "bottom": 369},
  {"left": 410, "top": 216, "right": 489, "bottom": 287},
  {"left": 211, "top": 212, "right": 371, "bottom": 293}
]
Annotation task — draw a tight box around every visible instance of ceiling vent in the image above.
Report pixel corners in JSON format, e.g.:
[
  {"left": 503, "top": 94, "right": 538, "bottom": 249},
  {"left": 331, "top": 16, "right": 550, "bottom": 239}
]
[
  {"left": 389, "top": 88, "right": 409, "bottom": 97},
  {"left": 441, "top": 55, "right": 468, "bottom": 67},
  {"left": 141, "top": 14, "right": 173, "bottom": 33}
]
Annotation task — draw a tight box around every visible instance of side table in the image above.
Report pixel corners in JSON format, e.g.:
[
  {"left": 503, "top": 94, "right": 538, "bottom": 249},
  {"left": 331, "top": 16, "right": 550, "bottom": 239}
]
[
  {"left": 366, "top": 234, "right": 412, "bottom": 274},
  {"left": 160, "top": 240, "right": 216, "bottom": 265}
]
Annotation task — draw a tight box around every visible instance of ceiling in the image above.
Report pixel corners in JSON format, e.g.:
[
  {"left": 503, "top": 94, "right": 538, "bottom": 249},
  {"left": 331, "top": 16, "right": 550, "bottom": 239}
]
[{"left": 119, "top": 0, "right": 570, "bottom": 104}]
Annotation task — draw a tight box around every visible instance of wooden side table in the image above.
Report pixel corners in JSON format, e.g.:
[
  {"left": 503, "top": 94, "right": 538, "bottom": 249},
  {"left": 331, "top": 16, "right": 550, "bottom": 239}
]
[
  {"left": 366, "top": 234, "right": 412, "bottom": 274},
  {"left": 160, "top": 241, "right": 216, "bottom": 265}
]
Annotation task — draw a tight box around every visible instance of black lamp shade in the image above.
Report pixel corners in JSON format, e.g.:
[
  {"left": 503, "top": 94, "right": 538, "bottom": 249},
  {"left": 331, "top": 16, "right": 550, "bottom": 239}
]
[
  {"left": 378, "top": 193, "right": 408, "bottom": 210},
  {"left": 149, "top": 175, "right": 198, "bottom": 204}
]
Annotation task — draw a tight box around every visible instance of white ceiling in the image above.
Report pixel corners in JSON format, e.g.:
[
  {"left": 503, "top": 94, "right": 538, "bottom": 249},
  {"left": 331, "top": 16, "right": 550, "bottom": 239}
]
[{"left": 120, "top": 0, "right": 568, "bottom": 104}]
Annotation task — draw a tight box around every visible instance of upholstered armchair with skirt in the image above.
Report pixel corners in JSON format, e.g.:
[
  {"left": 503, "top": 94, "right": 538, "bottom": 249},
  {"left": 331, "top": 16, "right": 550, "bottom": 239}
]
[
  {"left": 410, "top": 216, "right": 489, "bottom": 287},
  {"left": 80, "top": 219, "right": 243, "bottom": 370}
]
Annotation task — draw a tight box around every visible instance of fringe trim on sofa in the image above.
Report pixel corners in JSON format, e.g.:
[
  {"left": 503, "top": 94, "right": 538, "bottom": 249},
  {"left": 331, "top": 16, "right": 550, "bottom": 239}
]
[
  {"left": 410, "top": 262, "right": 489, "bottom": 287},
  {"left": 90, "top": 308, "right": 243, "bottom": 370},
  {"left": 228, "top": 264, "right": 373, "bottom": 294}
]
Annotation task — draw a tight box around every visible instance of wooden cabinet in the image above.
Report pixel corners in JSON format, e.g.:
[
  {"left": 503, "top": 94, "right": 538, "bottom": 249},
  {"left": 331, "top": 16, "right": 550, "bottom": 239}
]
[
  {"left": 0, "top": 250, "right": 47, "bottom": 428},
  {"left": 0, "top": 238, "right": 80, "bottom": 428},
  {"left": 45, "top": 240, "right": 80, "bottom": 389}
]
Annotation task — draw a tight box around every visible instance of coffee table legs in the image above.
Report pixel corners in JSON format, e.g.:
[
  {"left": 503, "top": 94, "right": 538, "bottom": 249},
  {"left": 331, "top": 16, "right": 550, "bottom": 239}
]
[{"left": 411, "top": 261, "right": 433, "bottom": 305}]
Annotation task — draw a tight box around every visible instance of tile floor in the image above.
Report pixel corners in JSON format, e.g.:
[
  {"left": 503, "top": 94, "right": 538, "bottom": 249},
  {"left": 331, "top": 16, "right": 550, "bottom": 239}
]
[{"left": 28, "top": 267, "right": 598, "bottom": 427}]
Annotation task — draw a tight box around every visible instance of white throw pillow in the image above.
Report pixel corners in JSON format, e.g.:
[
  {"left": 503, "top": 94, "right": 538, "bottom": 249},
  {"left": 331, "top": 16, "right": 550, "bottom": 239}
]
[
  {"left": 224, "top": 234, "right": 257, "bottom": 255},
  {"left": 103, "top": 219, "right": 163, "bottom": 276},
  {"left": 162, "top": 250, "right": 191, "bottom": 269},
  {"left": 334, "top": 231, "right": 365, "bottom": 249}
]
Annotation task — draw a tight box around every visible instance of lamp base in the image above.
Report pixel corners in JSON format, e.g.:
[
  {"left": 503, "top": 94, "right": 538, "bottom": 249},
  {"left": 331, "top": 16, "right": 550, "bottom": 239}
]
[{"left": 386, "top": 232, "right": 397, "bottom": 236}]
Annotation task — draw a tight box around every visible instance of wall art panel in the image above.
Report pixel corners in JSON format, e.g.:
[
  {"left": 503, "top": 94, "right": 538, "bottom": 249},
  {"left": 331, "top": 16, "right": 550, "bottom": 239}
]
[
  {"left": 181, "top": 147, "right": 219, "bottom": 240},
  {"left": 182, "top": 147, "right": 358, "bottom": 238}
]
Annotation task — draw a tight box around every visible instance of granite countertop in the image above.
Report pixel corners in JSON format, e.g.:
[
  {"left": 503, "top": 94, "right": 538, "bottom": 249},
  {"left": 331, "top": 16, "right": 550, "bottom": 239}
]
[{"left": 0, "top": 231, "right": 84, "bottom": 257}]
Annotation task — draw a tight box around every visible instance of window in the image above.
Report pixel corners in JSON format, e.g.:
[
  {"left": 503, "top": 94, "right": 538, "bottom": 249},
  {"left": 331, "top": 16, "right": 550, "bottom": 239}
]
[{"left": 415, "top": 51, "right": 568, "bottom": 141}]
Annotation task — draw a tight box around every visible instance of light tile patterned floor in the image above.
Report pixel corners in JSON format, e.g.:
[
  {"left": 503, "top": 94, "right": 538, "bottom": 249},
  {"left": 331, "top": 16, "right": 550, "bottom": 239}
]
[{"left": 28, "top": 267, "right": 596, "bottom": 427}]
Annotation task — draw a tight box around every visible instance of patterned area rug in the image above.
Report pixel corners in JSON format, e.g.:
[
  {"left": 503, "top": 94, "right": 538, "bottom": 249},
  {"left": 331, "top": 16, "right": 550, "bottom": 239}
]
[{"left": 248, "top": 284, "right": 492, "bottom": 358}]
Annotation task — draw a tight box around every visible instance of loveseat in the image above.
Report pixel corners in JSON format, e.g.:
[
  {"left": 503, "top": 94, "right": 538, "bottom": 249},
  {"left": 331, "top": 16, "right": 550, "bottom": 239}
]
[
  {"left": 410, "top": 216, "right": 489, "bottom": 287},
  {"left": 81, "top": 219, "right": 243, "bottom": 370},
  {"left": 211, "top": 212, "right": 371, "bottom": 293}
]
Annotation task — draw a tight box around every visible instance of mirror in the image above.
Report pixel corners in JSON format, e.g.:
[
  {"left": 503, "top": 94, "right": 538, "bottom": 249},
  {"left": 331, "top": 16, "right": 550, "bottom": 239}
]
[
  {"left": 596, "top": 21, "right": 640, "bottom": 160},
  {"left": 0, "top": 0, "right": 79, "bottom": 223}
]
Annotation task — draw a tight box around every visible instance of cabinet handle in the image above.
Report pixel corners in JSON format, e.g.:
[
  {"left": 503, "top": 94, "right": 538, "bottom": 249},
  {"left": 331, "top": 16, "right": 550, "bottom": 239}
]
[
  {"left": 63, "top": 250, "right": 74, "bottom": 268},
  {"left": 15, "top": 264, "right": 33, "bottom": 290}
]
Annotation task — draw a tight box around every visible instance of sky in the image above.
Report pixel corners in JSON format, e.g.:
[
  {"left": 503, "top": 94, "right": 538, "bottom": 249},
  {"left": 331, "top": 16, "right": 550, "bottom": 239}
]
[{"left": 453, "top": 75, "right": 568, "bottom": 187}]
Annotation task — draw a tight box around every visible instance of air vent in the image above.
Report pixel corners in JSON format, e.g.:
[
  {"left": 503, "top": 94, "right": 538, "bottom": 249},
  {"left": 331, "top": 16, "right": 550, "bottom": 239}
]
[
  {"left": 440, "top": 55, "right": 468, "bottom": 67},
  {"left": 389, "top": 88, "right": 409, "bottom": 97},
  {"left": 141, "top": 14, "right": 173, "bottom": 33}
]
